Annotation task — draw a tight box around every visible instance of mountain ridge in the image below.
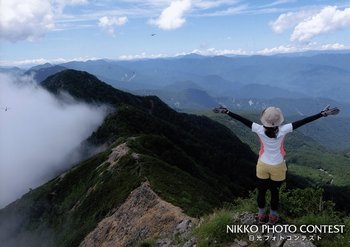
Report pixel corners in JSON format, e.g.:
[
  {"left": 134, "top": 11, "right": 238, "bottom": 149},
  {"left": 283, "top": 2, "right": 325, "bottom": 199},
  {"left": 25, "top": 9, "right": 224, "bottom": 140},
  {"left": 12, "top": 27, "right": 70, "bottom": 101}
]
[{"left": 0, "top": 69, "right": 259, "bottom": 246}]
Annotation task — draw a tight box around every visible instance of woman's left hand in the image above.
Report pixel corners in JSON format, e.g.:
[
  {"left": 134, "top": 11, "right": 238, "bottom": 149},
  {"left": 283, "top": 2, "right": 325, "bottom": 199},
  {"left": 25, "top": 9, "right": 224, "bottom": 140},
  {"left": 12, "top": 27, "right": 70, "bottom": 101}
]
[{"left": 213, "top": 105, "right": 229, "bottom": 114}]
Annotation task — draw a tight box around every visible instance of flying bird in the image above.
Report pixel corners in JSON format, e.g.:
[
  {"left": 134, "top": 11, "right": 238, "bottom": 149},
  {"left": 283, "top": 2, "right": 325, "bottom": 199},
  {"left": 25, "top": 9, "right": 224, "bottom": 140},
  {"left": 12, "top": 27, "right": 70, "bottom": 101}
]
[
  {"left": 151, "top": 33, "right": 156, "bottom": 36},
  {"left": 1, "top": 107, "right": 10, "bottom": 111}
]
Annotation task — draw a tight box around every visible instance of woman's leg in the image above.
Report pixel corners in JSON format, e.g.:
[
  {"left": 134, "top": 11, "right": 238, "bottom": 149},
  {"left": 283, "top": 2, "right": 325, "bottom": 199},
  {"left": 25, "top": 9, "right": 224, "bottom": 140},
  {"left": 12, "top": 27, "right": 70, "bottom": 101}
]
[
  {"left": 268, "top": 161, "right": 286, "bottom": 216},
  {"left": 269, "top": 180, "right": 283, "bottom": 212},
  {"left": 257, "top": 178, "right": 270, "bottom": 209}
]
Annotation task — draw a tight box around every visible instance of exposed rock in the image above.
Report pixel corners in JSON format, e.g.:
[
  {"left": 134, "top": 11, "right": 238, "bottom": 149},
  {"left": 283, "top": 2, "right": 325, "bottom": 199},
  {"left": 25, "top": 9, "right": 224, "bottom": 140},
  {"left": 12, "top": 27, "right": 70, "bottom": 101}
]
[
  {"left": 155, "top": 238, "right": 173, "bottom": 247},
  {"left": 175, "top": 219, "right": 193, "bottom": 238},
  {"left": 106, "top": 143, "right": 130, "bottom": 170},
  {"left": 235, "top": 212, "right": 255, "bottom": 225},
  {"left": 234, "top": 238, "right": 248, "bottom": 246},
  {"left": 79, "top": 182, "right": 196, "bottom": 247},
  {"left": 182, "top": 237, "right": 197, "bottom": 247}
]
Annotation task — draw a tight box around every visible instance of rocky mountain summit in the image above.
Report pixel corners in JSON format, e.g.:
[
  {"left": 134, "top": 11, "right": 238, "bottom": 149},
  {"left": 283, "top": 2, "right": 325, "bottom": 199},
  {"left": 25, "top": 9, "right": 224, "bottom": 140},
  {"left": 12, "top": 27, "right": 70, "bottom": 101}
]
[{"left": 80, "top": 182, "right": 196, "bottom": 247}]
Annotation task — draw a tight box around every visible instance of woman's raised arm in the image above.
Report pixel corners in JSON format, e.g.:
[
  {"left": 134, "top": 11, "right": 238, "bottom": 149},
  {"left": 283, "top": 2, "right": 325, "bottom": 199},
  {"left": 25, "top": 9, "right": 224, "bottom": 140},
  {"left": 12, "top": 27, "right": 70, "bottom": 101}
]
[
  {"left": 292, "top": 105, "right": 340, "bottom": 130},
  {"left": 213, "top": 105, "right": 253, "bottom": 128}
]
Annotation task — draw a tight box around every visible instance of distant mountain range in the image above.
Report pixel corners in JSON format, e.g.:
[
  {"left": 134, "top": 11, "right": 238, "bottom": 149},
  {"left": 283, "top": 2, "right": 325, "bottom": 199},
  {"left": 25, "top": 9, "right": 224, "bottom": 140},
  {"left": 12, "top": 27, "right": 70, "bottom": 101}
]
[
  {"left": 69, "top": 54, "right": 350, "bottom": 101},
  {"left": 5, "top": 52, "right": 348, "bottom": 103},
  {"left": 2, "top": 52, "right": 349, "bottom": 149},
  {"left": 0, "top": 66, "right": 24, "bottom": 76}
]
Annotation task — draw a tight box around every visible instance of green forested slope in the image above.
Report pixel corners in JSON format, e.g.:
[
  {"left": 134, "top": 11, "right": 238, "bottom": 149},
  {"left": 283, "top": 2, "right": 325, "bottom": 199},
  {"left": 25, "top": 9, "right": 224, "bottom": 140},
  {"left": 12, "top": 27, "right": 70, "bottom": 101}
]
[{"left": 0, "top": 70, "right": 257, "bottom": 246}]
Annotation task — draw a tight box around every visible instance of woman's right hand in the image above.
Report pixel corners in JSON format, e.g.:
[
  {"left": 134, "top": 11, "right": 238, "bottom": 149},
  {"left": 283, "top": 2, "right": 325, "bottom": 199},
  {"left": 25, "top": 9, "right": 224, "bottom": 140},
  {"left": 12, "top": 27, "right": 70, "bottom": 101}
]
[{"left": 321, "top": 105, "right": 340, "bottom": 117}]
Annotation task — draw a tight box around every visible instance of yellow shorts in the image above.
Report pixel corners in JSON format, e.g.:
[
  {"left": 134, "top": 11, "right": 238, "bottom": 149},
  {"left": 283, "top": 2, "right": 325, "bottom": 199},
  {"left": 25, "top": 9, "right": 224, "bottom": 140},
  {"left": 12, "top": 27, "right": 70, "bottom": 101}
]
[{"left": 256, "top": 160, "right": 287, "bottom": 181}]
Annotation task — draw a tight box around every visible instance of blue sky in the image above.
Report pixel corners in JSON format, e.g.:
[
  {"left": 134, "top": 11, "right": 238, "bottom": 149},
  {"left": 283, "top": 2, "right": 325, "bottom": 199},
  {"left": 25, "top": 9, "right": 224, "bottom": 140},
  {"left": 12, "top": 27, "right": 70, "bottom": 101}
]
[{"left": 1, "top": 0, "right": 350, "bottom": 67}]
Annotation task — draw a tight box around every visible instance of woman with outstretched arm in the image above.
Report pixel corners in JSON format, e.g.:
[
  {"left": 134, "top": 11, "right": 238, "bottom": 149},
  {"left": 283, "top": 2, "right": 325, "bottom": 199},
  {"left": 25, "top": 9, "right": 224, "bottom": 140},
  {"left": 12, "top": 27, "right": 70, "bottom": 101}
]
[{"left": 213, "top": 105, "right": 340, "bottom": 224}]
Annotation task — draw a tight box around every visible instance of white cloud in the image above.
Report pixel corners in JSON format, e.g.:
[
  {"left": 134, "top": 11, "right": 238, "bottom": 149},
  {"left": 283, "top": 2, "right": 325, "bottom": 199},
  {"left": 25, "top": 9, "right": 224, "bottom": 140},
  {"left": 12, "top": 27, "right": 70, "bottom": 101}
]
[
  {"left": 118, "top": 48, "right": 248, "bottom": 60},
  {"left": 190, "top": 47, "right": 249, "bottom": 56},
  {"left": 118, "top": 52, "right": 169, "bottom": 60},
  {"left": 0, "top": 56, "right": 100, "bottom": 68},
  {"left": 98, "top": 16, "right": 128, "bottom": 35},
  {"left": 199, "top": 4, "right": 247, "bottom": 17},
  {"left": 0, "top": 0, "right": 55, "bottom": 42},
  {"left": 291, "top": 6, "right": 350, "bottom": 42},
  {"left": 0, "top": 73, "right": 107, "bottom": 208},
  {"left": 193, "top": 0, "right": 239, "bottom": 10},
  {"left": 61, "top": 0, "right": 88, "bottom": 4},
  {"left": 0, "top": 0, "right": 90, "bottom": 42},
  {"left": 263, "top": 0, "right": 296, "bottom": 8},
  {"left": 258, "top": 45, "right": 303, "bottom": 54},
  {"left": 270, "top": 10, "right": 317, "bottom": 33},
  {"left": 192, "top": 43, "right": 348, "bottom": 56},
  {"left": 320, "top": 42, "right": 346, "bottom": 50},
  {"left": 271, "top": 6, "right": 350, "bottom": 42},
  {"left": 149, "top": 0, "right": 192, "bottom": 30},
  {"left": 258, "top": 42, "right": 348, "bottom": 55}
]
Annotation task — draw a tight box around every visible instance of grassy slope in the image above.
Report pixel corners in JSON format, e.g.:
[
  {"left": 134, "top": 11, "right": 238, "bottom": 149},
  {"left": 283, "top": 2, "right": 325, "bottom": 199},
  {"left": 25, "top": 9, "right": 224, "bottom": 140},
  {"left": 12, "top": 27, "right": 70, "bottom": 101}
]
[{"left": 193, "top": 186, "right": 350, "bottom": 247}]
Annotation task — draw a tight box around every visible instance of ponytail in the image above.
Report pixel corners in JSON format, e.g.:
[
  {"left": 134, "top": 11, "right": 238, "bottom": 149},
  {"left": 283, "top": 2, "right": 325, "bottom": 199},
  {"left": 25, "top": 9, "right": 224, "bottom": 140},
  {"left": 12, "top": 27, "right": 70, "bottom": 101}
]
[{"left": 264, "top": 126, "right": 279, "bottom": 138}]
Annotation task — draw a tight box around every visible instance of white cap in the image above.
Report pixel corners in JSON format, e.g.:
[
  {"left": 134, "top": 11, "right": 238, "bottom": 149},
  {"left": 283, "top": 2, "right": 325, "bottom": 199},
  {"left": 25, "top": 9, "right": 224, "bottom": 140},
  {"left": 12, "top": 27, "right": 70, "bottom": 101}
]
[{"left": 261, "top": 107, "right": 284, "bottom": 127}]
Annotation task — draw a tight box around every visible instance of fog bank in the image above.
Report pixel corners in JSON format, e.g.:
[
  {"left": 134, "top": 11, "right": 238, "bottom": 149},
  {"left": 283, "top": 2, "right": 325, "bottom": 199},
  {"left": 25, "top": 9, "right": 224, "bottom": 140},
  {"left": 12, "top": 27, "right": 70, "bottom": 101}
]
[{"left": 0, "top": 73, "right": 107, "bottom": 208}]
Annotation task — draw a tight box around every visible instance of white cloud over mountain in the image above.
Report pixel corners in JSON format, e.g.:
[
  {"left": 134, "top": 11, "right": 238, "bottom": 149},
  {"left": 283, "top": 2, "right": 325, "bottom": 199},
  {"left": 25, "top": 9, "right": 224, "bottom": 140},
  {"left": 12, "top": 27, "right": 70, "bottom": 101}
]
[
  {"left": 271, "top": 6, "right": 350, "bottom": 42},
  {"left": 257, "top": 42, "right": 347, "bottom": 55},
  {"left": 0, "top": 73, "right": 107, "bottom": 208}
]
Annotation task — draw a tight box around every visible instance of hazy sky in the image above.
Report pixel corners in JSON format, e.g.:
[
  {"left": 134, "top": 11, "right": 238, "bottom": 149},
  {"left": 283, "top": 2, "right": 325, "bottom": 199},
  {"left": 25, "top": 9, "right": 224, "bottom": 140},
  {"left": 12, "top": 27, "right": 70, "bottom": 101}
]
[{"left": 1, "top": 0, "right": 350, "bottom": 66}]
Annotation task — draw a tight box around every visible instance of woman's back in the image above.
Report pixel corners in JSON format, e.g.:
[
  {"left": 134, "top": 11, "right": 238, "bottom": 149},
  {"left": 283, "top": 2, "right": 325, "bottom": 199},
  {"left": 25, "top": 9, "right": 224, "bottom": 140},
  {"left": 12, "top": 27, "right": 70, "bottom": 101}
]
[{"left": 252, "top": 123, "right": 293, "bottom": 165}]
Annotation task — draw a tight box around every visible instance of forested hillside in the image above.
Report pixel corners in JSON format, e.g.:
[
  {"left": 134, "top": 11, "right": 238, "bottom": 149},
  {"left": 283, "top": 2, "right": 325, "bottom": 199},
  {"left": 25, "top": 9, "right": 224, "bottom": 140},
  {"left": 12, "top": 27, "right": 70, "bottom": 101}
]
[{"left": 0, "top": 70, "right": 257, "bottom": 246}]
